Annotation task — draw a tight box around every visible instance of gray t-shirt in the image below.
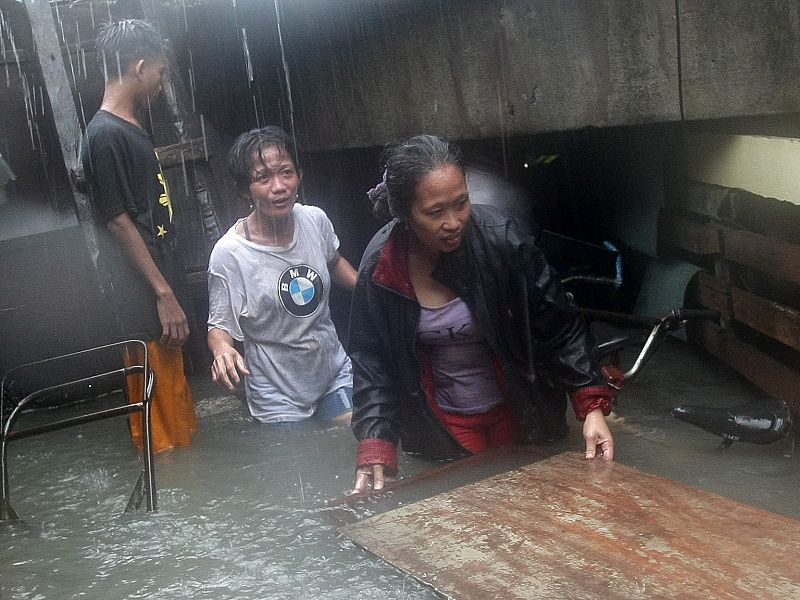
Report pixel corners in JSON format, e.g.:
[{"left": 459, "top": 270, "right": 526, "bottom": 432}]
[{"left": 207, "top": 204, "right": 352, "bottom": 422}]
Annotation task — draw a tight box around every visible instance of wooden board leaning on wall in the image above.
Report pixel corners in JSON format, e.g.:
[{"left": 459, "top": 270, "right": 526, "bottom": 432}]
[{"left": 659, "top": 212, "right": 800, "bottom": 414}]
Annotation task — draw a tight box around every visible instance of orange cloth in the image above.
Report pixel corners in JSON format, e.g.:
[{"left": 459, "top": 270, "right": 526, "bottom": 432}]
[{"left": 124, "top": 340, "right": 197, "bottom": 453}]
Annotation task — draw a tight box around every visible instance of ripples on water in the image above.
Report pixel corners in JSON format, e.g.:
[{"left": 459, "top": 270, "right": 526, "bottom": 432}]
[{"left": 1, "top": 386, "right": 438, "bottom": 599}]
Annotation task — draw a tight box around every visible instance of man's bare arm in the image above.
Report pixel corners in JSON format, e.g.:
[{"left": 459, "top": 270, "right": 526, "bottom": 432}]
[{"left": 107, "top": 211, "right": 189, "bottom": 345}]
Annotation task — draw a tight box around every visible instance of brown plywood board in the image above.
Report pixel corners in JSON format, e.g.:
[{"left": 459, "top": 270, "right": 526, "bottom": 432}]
[{"left": 341, "top": 453, "right": 800, "bottom": 599}]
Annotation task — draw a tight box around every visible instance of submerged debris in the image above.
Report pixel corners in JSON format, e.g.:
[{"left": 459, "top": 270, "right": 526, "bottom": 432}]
[{"left": 672, "top": 400, "right": 792, "bottom": 447}]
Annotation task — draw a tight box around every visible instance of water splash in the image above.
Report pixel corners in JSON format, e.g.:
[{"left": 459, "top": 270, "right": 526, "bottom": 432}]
[
  {"left": 77, "top": 91, "right": 87, "bottom": 131},
  {"left": 66, "top": 31, "right": 78, "bottom": 91},
  {"left": 240, "top": 27, "right": 253, "bottom": 83},
  {"left": 52, "top": 0, "right": 63, "bottom": 44},
  {"left": 272, "top": 0, "right": 299, "bottom": 182},
  {"left": 0, "top": 9, "right": 24, "bottom": 79},
  {"left": 180, "top": 150, "right": 189, "bottom": 197},
  {"left": 146, "top": 93, "right": 154, "bottom": 134},
  {"left": 199, "top": 114, "right": 208, "bottom": 161},
  {"left": 100, "top": 51, "right": 108, "bottom": 82},
  {"left": 496, "top": 32, "right": 510, "bottom": 179},
  {"left": 75, "top": 20, "right": 86, "bottom": 80},
  {"left": 298, "top": 472, "right": 306, "bottom": 506},
  {"left": 251, "top": 94, "right": 260, "bottom": 128},
  {"left": 187, "top": 49, "right": 196, "bottom": 113},
  {"left": 181, "top": 0, "right": 189, "bottom": 32},
  {"left": 21, "top": 73, "right": 36, "bottom": 150},
  {"left": 0, "top": 403, "right": 437, "bottom": 599},
  {"left": 496, "top": 83, "right": 508, "bottom": 180}
]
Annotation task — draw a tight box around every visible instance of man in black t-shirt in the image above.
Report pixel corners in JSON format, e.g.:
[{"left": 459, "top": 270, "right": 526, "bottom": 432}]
[{"left": 81, "top": 19, "right": 196, "bottom": 452}]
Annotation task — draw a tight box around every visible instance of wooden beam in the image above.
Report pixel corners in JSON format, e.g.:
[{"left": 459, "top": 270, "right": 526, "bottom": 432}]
[
  {"left": 672, "top": 180, "right": 733, "bottom": 221},
  {"left": 24, "top": 0, "right": 101, "bottom": 273},
  {"left": 659, "top": 213, "right": 720, "bottom": 255},
  {"left": 731, "top": 287, "right": 800, "bottom": 353},
  {"left": 71, "top": 138, "right": 212, "bottom": 186},
  {"left": 696, "top": 321, "right": 800, "bottom": 414},
  {"left": 696, "top": 271, "right": 731, "bottom": 319},
  {"left": 155, "top": 138, "right": 212, "bottom": 169},
  {"left": 721, "top": 227, "right": 800, "bottom": 287}
]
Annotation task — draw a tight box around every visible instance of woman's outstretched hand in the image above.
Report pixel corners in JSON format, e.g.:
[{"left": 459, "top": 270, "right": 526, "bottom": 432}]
[
  {"left": 583, "top": 408, "right": 614, "bottom": 460},
  {"left": 352, "top": 464, "right": 385, "bottom": 494},
  {"left": 211, "top": 347, "right": 251, "bottom": 390},
  {"left": 208, "top": 328, "right": 251, "bottom": 391}
]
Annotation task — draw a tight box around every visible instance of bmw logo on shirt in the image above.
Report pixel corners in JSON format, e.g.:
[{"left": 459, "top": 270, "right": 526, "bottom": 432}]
[{"left": 278, "top": 265, "right": 324, "bottom": 317}]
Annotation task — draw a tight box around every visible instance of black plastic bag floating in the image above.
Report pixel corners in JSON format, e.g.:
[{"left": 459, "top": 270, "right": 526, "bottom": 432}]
[{"left": 672, "top": 400, "right": 792, "bottom": 447}]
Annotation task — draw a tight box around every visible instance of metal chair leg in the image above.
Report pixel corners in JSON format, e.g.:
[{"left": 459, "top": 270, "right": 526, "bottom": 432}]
[
  {"left": 0, "top": 340, "right": 159, "bottom": 519},
  {"left": 125, "top": 469, "right": 146, "bottom": 513},
  {"left": 1, "top": 439, "right": 20, "bottom": 521},
  {"left": 142, "top": 395, "right": 157, "bottom": 512}
]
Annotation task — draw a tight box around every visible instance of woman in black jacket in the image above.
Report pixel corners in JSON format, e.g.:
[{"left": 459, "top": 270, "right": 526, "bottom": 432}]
[{"left": 349, "top": 135, "right": 614, "bottom": 493}]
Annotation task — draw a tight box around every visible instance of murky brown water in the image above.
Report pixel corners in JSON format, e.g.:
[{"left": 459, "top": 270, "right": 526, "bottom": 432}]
[{"left": 1, "top": 385, "right": 438, "bottom": 600}]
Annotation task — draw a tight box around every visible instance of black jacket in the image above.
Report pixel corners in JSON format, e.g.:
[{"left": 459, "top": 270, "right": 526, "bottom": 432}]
[{"left": 349, "top": 204, "right": 609, "bottom": 461}]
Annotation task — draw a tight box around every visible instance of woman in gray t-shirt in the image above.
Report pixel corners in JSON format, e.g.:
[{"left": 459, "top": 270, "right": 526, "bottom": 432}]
[{"left": 207, "top": 127, "right": 357, "bottom": 424}]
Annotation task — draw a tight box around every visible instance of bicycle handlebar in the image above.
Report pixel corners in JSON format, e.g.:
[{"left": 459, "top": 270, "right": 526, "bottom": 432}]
[{"left": 601, "top": 308, "right": 720, "bottom": 388}]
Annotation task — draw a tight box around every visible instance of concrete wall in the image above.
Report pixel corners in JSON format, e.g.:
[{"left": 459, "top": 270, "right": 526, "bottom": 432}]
[
  {"left": 286, "top": 0, "right": 680, "bottom": 150},
  {"left": 280, "top": 0, "right": 800, "bottom": 151},
  {"left": 679, "top": 1, "right": 800, "bottom": 120}
]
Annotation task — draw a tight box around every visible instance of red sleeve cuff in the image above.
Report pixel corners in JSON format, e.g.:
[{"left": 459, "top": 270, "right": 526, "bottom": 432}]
[
  {"left": 356, "top": 438, "right": 398, "bottom": 477},
  {"left": 570, "top": 385, "right": 614, "bottom": 421}
]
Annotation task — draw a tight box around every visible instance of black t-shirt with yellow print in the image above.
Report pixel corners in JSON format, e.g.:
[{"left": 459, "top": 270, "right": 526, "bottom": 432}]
[{"left": 81, "top": 110, "right": 189, "bottom": 341}]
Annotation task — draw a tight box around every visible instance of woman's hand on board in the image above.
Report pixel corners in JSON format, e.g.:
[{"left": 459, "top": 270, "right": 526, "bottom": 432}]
[{"left": 583, "top": 408, "right": 614, "bottom": 461}]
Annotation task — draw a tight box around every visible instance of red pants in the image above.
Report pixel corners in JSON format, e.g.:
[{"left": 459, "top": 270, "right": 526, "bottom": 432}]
[{"left": 437, "top": 402, "right": 521, "bottom": 454}]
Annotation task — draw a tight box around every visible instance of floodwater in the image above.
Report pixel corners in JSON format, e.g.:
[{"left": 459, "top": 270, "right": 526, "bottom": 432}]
[
  {"left": 2, "top": 337, "right": 799, "bottom": 599},
  {"left": 1, "top": 382, "right": 438, "bottom": 600}
]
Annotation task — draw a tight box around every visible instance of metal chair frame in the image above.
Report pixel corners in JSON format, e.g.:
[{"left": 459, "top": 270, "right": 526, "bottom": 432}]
[{"left": 1, "top": 340, "right": 157, "bottom": 521}]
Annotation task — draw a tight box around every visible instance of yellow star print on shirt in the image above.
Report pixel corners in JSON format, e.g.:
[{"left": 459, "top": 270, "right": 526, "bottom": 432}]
[
  {"left": 157, "top": 224, "right": 168, "bottom": 238},
  {"left": 157, "top": 171, "right": 174, "bottom": 223},
  {"left": 153, "top": 149, "right": 174, "bottom": 224}
]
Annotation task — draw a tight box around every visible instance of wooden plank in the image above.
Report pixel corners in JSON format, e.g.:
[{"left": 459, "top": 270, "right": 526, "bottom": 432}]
[
  {"left": 697, "top": 270, "right": 727, "bottom": 294},
  {"left": 341, "top": 453, "right": 800, "bottom": 599},
  {"left": 659, "top": 214, "right": 720, "bottom": 255},
  {"left": 721, "top": 227, "right": 800, "bottom": 287},
  {"left": 672, "top": 180, "right": 733, "bottom": 221},
  {"left": 731, "top": 287, "right": 800, "bottom": 353},
  {"left": 71, "top": 138, "right": 211, "bottom": 185},
  {"left": 696, "top": 271, "right": 731, "bottom": 319},
  {"left": 155, "top": 138, "right": 212, "bottom": 169},
  {"left": 697, "top": 321, "right": 800, "bottom": 415}
]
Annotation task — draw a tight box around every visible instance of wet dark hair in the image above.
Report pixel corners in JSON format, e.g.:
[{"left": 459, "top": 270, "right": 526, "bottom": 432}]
[
  {"left": 368, "top": 134, "right": 464, "bottom": 222},
  {"left": 96, "top": 19, "right": 163, "bottom": 80},
  {"left": 226, "top": 126, "right": 299, "bottom": 194}
]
